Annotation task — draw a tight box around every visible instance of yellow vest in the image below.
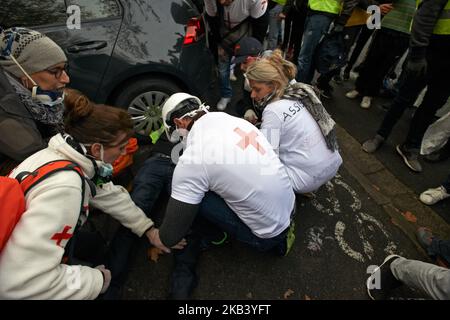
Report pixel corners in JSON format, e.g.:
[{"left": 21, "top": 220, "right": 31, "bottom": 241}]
[
  {"left": 272, "top": 0, "right": 287, "bottom": 5},
  {"left": 308, "top": 0, "right": 341, "bottom": 15},
  {"left": 417, "top": 0, "right": 450, "bottom": 35}
]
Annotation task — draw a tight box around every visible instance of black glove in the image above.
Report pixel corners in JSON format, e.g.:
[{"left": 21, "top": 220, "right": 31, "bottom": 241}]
[{"left": 405, "top": 57, "right": 427, "bottom": 78}]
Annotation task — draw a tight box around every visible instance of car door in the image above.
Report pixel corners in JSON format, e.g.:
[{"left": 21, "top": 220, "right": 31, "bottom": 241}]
[{"left": 0, "top": 0, "right": 122, "bottom": 102}]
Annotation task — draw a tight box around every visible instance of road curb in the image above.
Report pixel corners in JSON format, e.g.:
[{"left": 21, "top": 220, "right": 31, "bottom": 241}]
[{"left": 336, "top": 125, "right": 450, "bottom": 257}]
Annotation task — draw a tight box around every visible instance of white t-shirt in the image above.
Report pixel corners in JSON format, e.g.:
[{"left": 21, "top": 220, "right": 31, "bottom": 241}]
[
  {"left": 171, "top": 112, "right": 295, "bottom": 238},
  {"left": 261, "top": 99, "right": 343, "bottom": 193},
  {"left": 204, "top": 0, "right": 268, "bottom": 28}
]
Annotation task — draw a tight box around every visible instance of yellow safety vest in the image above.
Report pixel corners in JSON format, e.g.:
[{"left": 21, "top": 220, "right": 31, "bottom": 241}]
[
  {"left": 308, "top": 0, "right": 341, "bottom": 15},
  {"left": 272, "top": 0, "right": 287, "bottom": 5},
  {"left": 417, "top": 0, "right": 450, "bottom": 35}
]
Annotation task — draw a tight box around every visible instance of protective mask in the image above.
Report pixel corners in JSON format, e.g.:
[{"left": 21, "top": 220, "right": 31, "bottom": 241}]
[
  {"left": 32, "top": 86, "right": 65, "bottom": 106},
  {"left": 252, "top": 91, "right": 275, "bottom": 112},
  {"left": 97, "top": 144, "right": 114, "bottom": 178}
]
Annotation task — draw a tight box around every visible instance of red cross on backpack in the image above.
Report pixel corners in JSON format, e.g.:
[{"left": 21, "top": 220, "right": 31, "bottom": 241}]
[{"left": 0, "top": 160, "right": 86, "bottom": 253}]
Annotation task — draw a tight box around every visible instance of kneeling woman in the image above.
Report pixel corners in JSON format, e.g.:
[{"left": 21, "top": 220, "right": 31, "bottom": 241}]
[
  {"left": 245, "top": 51, "right": 342, "bottom": 193},
  {"left": 0, "top": 90, "right": 183, "bottom": 299}
]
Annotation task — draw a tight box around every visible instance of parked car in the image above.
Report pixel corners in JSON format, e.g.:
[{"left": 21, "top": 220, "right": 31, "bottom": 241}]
[{"left": 0, "top": 0, "right": 214, "bottom": 142}]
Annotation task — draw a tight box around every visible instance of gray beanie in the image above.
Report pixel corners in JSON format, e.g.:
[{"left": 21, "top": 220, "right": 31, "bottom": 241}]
[{"left": 0, "top": 27, "right": 67, "bottom": 78}]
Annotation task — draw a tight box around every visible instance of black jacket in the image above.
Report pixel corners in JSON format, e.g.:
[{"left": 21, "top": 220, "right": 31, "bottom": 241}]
[{"left": 409, "top": 0, "right": 450, "bottom": 59}]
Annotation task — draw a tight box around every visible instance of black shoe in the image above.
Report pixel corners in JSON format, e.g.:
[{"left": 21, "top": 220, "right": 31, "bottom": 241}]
[
  {"left": 366, "top": 255, "right": 402, "bottom": 300},
  {"left": 396, "top": 144, "right": 422, "bottom": 172}
]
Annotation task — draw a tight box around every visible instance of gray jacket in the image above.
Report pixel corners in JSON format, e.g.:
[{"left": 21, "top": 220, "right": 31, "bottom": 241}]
[{"left": 0, "top": 67, "right": 48, "bottom": 174}]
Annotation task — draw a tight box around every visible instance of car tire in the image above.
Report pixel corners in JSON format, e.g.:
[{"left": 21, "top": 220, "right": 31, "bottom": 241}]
[{"left": 114, "top": 77, "right": 183, "bottom": 144}]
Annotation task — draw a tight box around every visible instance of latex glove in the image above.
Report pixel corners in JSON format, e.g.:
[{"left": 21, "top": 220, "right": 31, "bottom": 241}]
[
  {"left": 244, "top": 109, "right": 259, "bottom": 124},
  {"left": 95, "top": 265, "right": 111, "bottom": 294},
  {"left": 405, "top": 57, "right": 427, "bottom": 78}
]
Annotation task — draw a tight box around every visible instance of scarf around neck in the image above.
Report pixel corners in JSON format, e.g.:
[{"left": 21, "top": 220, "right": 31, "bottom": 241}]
[{"left": 5, "top": 72, "right": 65, "bottom": 128}]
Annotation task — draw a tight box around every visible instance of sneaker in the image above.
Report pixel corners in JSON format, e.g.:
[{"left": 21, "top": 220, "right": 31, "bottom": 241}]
[
  {"left": 396, "top": 144, "right": 422, "bottom": 172},
  {"left": 362, "top": 134, "right": 385, "bottom": 153},
  {"left": 366, "top": 255, "right": 402, "bottom": 300},
  {"left": 284, "top": 220, "right": 296, "bottom": 256},
  {"left": 217, "top": 97, "right": 231, "bottom": 111},
  {"left": 200, "top": 231, "right": 229, "bottom": 251},
  {"left": 345, "top": 89, "right": 360, "bottom": 99},
  {"left": 419, "top": 186, "right": 450, "bottom": 205},
  {"left": 360, "top": 96, "right": 372, "bottom": 109}
]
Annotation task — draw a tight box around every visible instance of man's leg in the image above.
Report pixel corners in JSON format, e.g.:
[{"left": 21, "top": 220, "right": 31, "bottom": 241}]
[
  {"left": 104, "top": 156, "right": 174, "bottom": 299},
  {"left": 391, "top": 257, "right": 450, "bottom": 300},
  {"left": 296, "top": 14, "right": 333, "bottom": 84}
]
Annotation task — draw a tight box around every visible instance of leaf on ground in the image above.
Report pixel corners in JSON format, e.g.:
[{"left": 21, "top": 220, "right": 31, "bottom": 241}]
[
  {"left": 401, "top": 211, "right": 417, "bottom": 223},
  {"left": 283, "top": 289, "right": 294, "bottom": 299},
  {"left": 147, "top": 247, "right": 164, "bottom": 263},
  {"left": 371, "top": 184, "right": 380, "bottom": 192},
  {"left": 304, "top": 294, "right": 312, "bottom": 300}
]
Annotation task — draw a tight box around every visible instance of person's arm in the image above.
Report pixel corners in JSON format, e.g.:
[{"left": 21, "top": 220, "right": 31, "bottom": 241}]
[
  {"left": 250, "top": 0, "right": 269, "bottom": 18},
  {"left": 0, "top": 171, "right": 103, "bottom": 299},
  {"left": 90, "top": 182, "right": 154, "bottom": 237},
  {"left": 409, "top": 0, "right": 448, "bottom": 58},
  {"left": 336, "top": 0, "right": 360, "bottom": 26},
  {"left": 204, "top": 0, "right": 218, "bottom": 16}
]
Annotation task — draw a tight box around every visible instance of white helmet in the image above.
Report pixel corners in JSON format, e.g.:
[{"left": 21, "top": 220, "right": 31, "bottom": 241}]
[{"left": 161, "top": 92, "right": 208, "bottom": 142}]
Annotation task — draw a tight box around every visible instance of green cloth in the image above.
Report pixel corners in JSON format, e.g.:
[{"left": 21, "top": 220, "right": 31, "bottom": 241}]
[{"left": 381, "top": 0, "right": 416, "bottom": 34}]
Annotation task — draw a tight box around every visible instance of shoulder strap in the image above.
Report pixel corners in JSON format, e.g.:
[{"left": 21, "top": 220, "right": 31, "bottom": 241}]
[{"left": 17, "top": 160, "right": 87, "bottom": 216}]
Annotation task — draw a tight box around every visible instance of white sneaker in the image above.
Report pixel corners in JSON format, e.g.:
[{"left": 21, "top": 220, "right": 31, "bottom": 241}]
[
  {"left": 345, "top": 89, "right": 360, "bottom": 99},
  {"left": 420, "top": 186, "right": 450, "bottom": 205},
  {"left": 217, "top": 97, "right": 231, "bottom": 111},
  {"left": 229, "top": 70, "right": 237, "bottom": 81},
  {"left": 360, "top": 96, "right": 372, "bottom": 109}
]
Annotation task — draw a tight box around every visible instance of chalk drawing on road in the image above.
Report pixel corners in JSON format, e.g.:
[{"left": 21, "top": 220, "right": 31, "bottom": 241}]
[
  {"left": 306, "top": 226, "right": 335, "bottom": 252},
  {"left": 310, "top": 175, "right": 398, "bottom": 263}
]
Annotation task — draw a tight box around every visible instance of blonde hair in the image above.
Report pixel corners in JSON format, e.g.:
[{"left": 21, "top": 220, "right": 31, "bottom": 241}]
[{"left": 245, "top": 49, "right": 297, "bottom": 100}]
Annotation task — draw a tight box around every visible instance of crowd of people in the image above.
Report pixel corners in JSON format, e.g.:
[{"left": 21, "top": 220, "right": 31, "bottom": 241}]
[{"left": 0, "top": 0, "right": 449, "bottom": 300}]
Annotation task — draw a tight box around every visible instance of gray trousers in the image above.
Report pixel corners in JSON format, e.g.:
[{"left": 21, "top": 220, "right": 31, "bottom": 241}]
[{"left": 391, "top": 257, "right": 450, "bottom": 300}]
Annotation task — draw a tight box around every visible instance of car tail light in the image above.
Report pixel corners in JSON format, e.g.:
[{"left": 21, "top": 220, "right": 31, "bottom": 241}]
[{"left": 183, "top": 17, "right": 205, "bottom": 45}]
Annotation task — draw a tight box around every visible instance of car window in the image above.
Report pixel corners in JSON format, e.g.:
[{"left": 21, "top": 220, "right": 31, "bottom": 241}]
[
  {"left": 67, "top": 0, "right": 121, "bottom": 20},
  {"left": 0, "top": 0, "right": 67, "bottom": 28}
]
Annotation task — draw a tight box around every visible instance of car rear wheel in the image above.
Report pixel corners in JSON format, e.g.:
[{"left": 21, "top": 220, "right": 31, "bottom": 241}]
[{"left": 114, "top": 77, "right": 183, "bottom": 143}]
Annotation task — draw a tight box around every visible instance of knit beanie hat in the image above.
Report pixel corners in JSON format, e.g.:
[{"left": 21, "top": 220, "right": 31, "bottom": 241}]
[{"left": 0, "top": 27, "right": 67, "bottom": 78}]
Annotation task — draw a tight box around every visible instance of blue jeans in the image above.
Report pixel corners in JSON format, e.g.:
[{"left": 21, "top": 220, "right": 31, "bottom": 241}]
[
  {"left": 267, "top": 4, "right": 283, "bottom": 50},
  {"left": 296, "top": 14, "right": 333, "bottom": 84},
  {"left": 218, "top": 47, "right": 232, "bottom": 98},
  {"left": 198, "top": 192, "right": 288, "bottom": 253},
  {"left": 104, "top": 155, "right": 174, "bottom": 298}
]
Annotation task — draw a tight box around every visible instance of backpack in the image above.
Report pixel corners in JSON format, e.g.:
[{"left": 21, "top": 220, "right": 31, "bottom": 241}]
[{"left": 0, "top": 160, "right": 86, "bottom": 253}]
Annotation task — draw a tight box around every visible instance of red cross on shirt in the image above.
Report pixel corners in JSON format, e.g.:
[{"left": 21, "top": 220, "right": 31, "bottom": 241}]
[
  {"left": 234, "top": 127, "right": 266, "bottom": 155},
  {"left": 51, "top": 225, "right": 73, "bottom": 247}
]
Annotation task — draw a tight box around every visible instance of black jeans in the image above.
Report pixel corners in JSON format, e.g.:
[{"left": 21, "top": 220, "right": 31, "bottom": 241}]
[
  {"left": 377, "top": 37, "right": 450, "bottom": 149},
  {"left": 355, "top": 28, "right": 409, "bottom": 97}
]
